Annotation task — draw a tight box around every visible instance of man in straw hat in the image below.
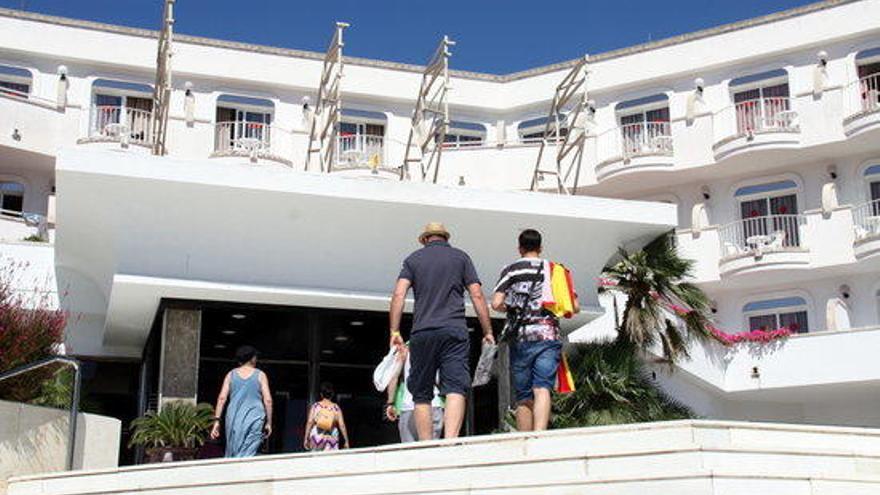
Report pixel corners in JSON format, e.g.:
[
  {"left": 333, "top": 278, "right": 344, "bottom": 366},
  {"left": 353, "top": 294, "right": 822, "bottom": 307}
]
[{"left": 389, "top": 222, "right": 494, "bottom": 440}]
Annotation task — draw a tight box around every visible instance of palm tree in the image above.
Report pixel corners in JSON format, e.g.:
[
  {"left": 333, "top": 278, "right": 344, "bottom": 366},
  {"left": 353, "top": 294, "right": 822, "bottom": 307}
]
[
  {"left": 552, "top": 339, "right": 693, "bottom": 428},
  {"left": 601, "top": 233, "right": 713, "bottom": 364}
]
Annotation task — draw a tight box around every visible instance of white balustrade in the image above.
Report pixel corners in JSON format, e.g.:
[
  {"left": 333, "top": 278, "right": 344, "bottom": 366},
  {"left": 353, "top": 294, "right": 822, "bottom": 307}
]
[
  {"left": 857, "top": 73, "right": 880, "bottom": 113},
  {"left": 90, "top": 105, "right": 153, "bottom": 145},
  {"left": 718, "top": 214, "right": 806, "bottom": 258},
  {"left": 852, "top": 199, "right": 880, "bottom": 241},
  {"left": 335, "top": 134, "right": 385, "bottom": 167},
  {"left": 619, "top": 121, "right": 672, "bottom": 156},
  {"left": 214, "top": 121, "right": 272, "bottom": 156},
  {"left": 733, "top": 97, "right": 797, "bottom": 134}
]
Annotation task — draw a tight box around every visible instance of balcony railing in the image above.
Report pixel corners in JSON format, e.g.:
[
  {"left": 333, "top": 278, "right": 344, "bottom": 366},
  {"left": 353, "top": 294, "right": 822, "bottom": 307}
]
[
  {"left": 89, "top": 105, "right": 152, "bottom": 146},
  {"left": 620, "top": 121, "right": 673, "bottom": 156},
  {"left": 214, "top": 121, "right": 271, "bottom": 156},
  {"left": 857, "top": 73, "right": 880, "bottom": 113},
  {"left": 718, "top": 214, "right": 806, "bottom": 258},
  {"left": 734, "top": 97, "right": 797, "bottom": 134},
  {"left": 853, "top": 199, "right": 880, "bottom": 241},
  {"left": 335, "top": 134, "right": 384, "bottom": 168}
]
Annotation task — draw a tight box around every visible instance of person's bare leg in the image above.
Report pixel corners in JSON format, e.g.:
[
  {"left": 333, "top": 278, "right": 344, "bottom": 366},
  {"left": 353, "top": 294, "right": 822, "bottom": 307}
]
[
  {"left": 515, "top": 400, "right": 534, "bottom": 431},
  {"left": 414, "top": 403, "right": 433, "bottom": 441},
  {"left": 532, "top": 388, "right": 552, "bottom": 431},
  {"left": 443, "top": 393, "right": 466, "bottom": 438}
]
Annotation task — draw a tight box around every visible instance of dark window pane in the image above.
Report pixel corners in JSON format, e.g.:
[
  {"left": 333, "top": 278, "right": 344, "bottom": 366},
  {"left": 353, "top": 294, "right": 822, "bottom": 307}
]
[
  {"left": 749, "top": 314, "right": 778, "bottom": 331},
  {"left": 95, "top": 94, "right": 122, "bottom": 107},
  {"left": 0, "top": 80, "right": 29, "bottom": 96},
  {"left": 779, "top": 310, "right": 808, "bottom": 333}
]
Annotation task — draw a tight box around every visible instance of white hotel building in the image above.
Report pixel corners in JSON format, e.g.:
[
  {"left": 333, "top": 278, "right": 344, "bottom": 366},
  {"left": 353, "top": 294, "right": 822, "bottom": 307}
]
[{"left": 2, "top": 0, "right": 880, "bottom": 465}]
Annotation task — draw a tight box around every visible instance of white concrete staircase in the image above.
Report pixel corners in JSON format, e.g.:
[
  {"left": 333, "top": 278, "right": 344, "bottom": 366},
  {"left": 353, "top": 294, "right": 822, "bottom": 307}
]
[{"left": 8, "top": 420, "right": 880, "bottom": 495}]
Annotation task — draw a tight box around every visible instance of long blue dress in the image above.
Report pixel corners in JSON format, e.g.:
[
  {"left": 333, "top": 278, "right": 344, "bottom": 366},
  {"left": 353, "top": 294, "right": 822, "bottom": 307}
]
[{"left": 225, "top": 368, "right": 266, "bottom": 458}]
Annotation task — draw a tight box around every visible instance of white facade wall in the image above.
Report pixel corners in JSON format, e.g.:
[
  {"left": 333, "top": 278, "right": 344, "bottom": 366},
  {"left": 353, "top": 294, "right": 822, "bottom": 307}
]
[{"left": 1, "top": 0, "right": 880, "bottom": 425}]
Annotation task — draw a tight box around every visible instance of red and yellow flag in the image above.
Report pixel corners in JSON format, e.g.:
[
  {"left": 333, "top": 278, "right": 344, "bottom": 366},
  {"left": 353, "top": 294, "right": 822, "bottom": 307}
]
[{"left": 556, "top": 352, "right": 576, "bottom": 394}]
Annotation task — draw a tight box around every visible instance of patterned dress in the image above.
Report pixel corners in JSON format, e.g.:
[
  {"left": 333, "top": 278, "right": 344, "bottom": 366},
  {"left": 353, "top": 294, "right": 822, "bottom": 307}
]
[{"left": 308, "top": 401, "right": 341, "bottom": 451}]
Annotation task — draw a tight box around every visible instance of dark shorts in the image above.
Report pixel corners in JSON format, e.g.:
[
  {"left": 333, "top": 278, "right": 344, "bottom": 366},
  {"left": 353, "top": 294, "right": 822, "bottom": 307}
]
[
  {"left": 408, "top": 327, "right": 470, "bottom": 404},
  {"left": 510, "top": 340, "right": 562, "bottom": 403}
]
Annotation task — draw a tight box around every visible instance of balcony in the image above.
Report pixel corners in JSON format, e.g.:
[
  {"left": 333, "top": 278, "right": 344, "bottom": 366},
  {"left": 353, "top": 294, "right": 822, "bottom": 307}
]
[
  {"left": 211, "top": 122, "right": 291, "bottom": 166},
  {"left": 79, "top": 105, "right": 153, "bottom": 148},
  {"left": 712, "top": 97, "right": 800, "bottom": 160},
  {"left": 853, "top": 199, "right": 880, "bottom": 259},
  {"left": 595, "top": 122, "right": 674, "bottom": 182},
  {"left": 333, "top": 134, "right": 390, "bottom": 174},
  {"left": 842, "top": 73, "right": 880, "bottom": 137},
  {"left": 717, "top": 214, "right": 809, "bottom": 276}
]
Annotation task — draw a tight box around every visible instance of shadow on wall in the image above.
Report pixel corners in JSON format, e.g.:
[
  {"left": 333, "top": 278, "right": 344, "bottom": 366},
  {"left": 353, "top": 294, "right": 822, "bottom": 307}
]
[{"left": 0, "top": 400, "right": 120, "bottom": 493}]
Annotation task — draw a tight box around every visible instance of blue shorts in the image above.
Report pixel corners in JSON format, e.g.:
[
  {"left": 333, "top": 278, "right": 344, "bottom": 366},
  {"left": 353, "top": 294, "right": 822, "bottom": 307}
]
[{"left": 510, "top": 340, "right": 562, "bottom": 403}]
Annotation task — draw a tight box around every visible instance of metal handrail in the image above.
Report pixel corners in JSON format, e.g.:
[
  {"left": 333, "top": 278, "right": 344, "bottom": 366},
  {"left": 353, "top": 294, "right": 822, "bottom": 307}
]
[{"left": 0, "top": 356, "right": 81, "bottom": 470}]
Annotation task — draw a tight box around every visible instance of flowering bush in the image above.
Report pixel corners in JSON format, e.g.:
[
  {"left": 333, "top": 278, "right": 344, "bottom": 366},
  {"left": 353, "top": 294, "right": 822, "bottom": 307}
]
[
  {"left": 597, "top": 277, "right": 791, "bottom": 347},
  {"left": 0, "top": 259, "right": 67, "bottom": 402},
  {"left": 708, "top": 325, "right": 791, "bottom": 345}
]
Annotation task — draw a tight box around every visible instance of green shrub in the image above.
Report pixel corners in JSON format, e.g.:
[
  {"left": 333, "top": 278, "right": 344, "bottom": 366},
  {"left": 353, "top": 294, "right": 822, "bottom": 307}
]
[{"left": 129, "top": 402, "right": 215, "bottom": 450}]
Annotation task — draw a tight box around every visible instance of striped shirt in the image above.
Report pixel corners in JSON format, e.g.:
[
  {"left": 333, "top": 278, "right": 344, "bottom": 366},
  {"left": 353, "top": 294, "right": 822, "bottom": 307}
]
[{"left": 493, "top": 258, "right": 559, "bottom": 342}]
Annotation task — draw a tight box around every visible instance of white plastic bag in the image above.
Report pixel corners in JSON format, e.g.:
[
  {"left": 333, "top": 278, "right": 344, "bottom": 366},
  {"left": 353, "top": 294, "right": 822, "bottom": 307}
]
[
  {"left": 372, "top": 347, "right": 403, "bottom": 392},
  {"left": 472, "top": 342, "right": 498, "bottom": 387}
]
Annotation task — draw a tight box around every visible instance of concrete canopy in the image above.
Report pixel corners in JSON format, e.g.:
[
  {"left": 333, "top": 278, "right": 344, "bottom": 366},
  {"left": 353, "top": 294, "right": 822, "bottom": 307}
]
[{"left": 55, "top": 149, "right": 676, "bottom": 358}]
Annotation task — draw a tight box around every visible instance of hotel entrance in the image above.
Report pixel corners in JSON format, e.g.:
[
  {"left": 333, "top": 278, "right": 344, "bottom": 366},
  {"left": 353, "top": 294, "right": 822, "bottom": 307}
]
[{"left": 193, "top": 302, "right": 500, "bottom": 455}]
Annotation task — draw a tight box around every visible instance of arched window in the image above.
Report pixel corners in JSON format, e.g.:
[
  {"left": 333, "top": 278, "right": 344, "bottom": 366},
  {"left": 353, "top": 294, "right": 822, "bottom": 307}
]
[
  {"left": 518, "top": 114, "right": 568, "bottom": 144},
  {"left": 856, "top": 47, "right": 880, "bottom": 112},
  {"left": 443, "top": 121, "right": 486, "bottom": 149},
  {"left": 215, "top": 94, "right": 274, "bottom": 153},
  {"left": 865, "top": 164, "right": 880, "bottom": 204},
  {"left": 338, "top": 109, "right": 387, "bottom": 166},
  {"left": 615, "top": 94, "right": 671, "bottom": 155},
  {"left": 0, "top": 65, "right": 32, "bottom": 98},
  {"left": 743, "top": 296, "right": 808, "bottom": 333},
  {"left": 91, "top": 79, "right": 154, "bottom": 144},
  {"left": 729, "top": 69, "right": 792, "bottom": 133},
  {"left": 734, "top": 179, "right": 801, "bottom": 247},
  {"left": 0, "top": 181, "right": 24, "bottom": 216}
]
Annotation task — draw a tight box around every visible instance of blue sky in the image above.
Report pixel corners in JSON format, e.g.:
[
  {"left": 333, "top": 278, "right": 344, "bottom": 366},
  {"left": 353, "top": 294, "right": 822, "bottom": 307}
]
[{"left": 3, "top": 0, "right": 819, "bottom": 74}]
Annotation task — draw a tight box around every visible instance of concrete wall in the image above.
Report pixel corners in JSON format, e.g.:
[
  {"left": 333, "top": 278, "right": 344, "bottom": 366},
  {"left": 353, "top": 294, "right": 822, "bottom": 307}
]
[{"left": 0, "top": 401, "right": 120, "bottom": 494}]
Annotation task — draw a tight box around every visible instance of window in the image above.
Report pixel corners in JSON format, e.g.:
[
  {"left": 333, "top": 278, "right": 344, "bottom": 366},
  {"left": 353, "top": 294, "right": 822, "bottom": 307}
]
[
  {"left": 92, "top": 79, "right": 153, "bottom": 143},
  {"left": 337, "top": 109, "right": 386, "bottom": 165},
  {"left": 616, "top": 94, "right": 671, "bottom": 155},
  {"left": 0, "top": 65, "right": 32, "bottom": 98},
  {"left": 730, "top": 69, "right": 793, "bottom": 133},
  {"left": 0, "top": 181, "right": 24, "bottom": 216},
  {"left": 744, "top": 296, "right": 809, "bottom": 333},
  {"left": 518, "top": 114, "right": 567, "bottom": 144},
  {"left": 856, "top": 47, "right": 880, "bottom": 112},
  {"left": 443, "top": 121, "right": 485, "bottom": 149},
  {"left": 215, "top": 94, "right": 274, "bottom": 152},
  {"left": 735, "top": 180, "right": 801, "bottom": 247},
  {"left": 865, "top": 164, "right": 880, "bottom": 215}
]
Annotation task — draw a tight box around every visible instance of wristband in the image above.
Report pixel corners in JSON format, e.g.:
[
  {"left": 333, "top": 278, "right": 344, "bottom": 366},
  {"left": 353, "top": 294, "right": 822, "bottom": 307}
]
[{"left": 390, "top": 331, "right": 401, "bottom": 337}]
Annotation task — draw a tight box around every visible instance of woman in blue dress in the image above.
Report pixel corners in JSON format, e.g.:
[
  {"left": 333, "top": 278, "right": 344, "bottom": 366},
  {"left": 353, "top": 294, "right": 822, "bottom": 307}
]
[{"left": 210, "top": 345, "right": 273, "bottom": 457}]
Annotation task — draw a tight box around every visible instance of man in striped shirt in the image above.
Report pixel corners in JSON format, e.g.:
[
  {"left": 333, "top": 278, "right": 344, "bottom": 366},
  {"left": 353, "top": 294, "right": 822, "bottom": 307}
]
[{"left": 491, "top": 229, "right": 579, "bottom": 431}]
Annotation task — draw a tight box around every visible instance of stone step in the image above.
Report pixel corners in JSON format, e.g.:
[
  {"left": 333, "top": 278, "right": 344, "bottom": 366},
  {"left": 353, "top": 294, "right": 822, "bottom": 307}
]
[{"left": 9, "top": 420, "right": 880, "bottom": 495}]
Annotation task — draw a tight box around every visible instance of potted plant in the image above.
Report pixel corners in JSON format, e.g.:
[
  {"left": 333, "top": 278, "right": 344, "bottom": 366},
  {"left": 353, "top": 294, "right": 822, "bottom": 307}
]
[{"left": 129, "top": 402, "right": 215, "bottom": 463}]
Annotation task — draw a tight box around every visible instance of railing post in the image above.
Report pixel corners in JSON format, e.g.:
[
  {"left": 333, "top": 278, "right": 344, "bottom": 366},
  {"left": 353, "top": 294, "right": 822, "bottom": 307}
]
[{"left": 67, "top": 361, "right": 82, "bottom": 470}]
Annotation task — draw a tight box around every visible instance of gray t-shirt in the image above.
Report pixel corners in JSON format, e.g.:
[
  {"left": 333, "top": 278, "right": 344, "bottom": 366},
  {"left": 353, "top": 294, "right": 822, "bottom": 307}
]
[{"left": 398, "top": 240, "right": 481, "bottom": 333}]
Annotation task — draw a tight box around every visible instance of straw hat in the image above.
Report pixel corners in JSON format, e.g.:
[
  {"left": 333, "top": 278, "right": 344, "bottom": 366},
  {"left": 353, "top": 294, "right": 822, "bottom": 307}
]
[{"left": 418, "top": 222, "right": 451, "bottom": 244}]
